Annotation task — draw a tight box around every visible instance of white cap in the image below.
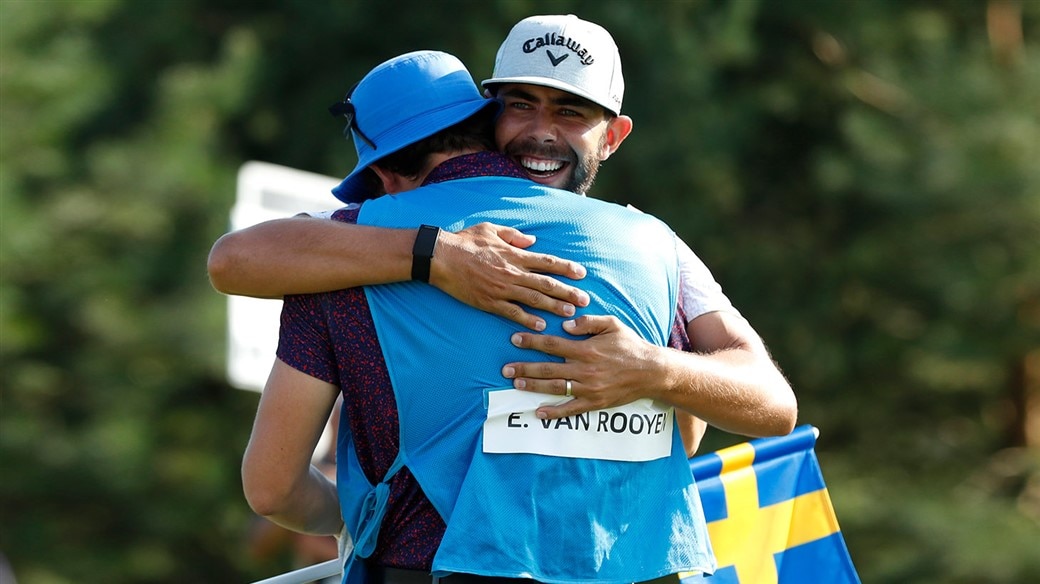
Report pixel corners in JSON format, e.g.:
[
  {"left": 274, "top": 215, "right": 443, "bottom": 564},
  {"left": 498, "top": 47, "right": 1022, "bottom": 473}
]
[{"left": 482, "top": 14, "right": 624, "bottom": 115}]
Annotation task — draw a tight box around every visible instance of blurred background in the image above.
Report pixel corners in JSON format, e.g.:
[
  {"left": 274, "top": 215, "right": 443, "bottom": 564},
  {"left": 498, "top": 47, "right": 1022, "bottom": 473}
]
[{"left": 1, "top": 0, "right": 1038, "bottom": 582}]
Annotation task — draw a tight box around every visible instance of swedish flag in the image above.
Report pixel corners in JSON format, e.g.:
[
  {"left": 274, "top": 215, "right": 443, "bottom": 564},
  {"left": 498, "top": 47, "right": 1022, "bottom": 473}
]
[{"left": 681, "top": 425, "right": 860, "bottom": 584}]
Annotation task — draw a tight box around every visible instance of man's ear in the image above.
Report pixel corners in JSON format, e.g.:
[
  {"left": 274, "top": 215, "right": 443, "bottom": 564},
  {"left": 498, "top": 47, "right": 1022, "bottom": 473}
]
[
  {"left": 600, "top": 114, "right": 633, "bottom": 160},
  {"left": 370, "top": 165, "right": 405, "bottom": 194}
]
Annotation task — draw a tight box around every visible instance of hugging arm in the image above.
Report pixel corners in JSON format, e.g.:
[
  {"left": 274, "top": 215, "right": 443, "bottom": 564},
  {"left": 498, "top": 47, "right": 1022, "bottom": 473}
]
[
  {"left": 241, "top": 359, "right": 343, "bottom": 536},
  {"left": 504, "top": 312, "right": 798, "bottom": 439},
  {"left": 208, "top": 217, "right": 589, "bottom": 330}
]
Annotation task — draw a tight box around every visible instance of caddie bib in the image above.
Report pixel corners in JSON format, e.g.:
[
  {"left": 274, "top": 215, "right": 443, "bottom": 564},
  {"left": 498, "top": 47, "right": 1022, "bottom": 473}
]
[{"left": 349, "top": 175, "right": 714, "bottom": 582}]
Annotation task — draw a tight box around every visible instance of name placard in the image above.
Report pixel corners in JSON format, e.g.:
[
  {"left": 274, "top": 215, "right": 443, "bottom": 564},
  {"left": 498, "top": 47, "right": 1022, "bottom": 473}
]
[{"left": 483, "top": 389, "right": 673, "bottom": 462}]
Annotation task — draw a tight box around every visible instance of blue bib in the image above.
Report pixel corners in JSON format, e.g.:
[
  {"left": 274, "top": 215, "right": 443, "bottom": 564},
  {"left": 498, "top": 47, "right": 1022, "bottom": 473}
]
[{"left": 343, "top": 176, "right": 713, "bottom": 582}]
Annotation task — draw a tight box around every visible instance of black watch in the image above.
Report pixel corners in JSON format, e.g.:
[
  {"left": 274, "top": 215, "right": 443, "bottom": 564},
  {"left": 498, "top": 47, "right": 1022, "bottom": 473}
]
[{"left": 411, "top": 224, "right": 440, "bottom": 283}]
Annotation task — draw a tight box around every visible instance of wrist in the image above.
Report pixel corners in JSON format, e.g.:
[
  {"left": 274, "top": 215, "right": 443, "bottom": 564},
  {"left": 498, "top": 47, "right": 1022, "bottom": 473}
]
[
  {"left": 648, "top": 345, "right": 685, "bottom": 402},
  {"left": 426, "top": 229, "right": 456, "bottom": 289}
]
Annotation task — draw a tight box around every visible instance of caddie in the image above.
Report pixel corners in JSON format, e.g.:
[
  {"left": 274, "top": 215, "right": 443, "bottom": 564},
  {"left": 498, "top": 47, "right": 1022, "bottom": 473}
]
[{"left": 241, "top": 48, "right": 717, "bottom": 583}]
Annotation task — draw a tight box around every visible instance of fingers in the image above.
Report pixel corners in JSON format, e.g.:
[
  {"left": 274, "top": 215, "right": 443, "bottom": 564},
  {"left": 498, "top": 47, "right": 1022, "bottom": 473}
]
[
  {"left": 561, "top": 314, "right": 619, "bottom": 336},
  {"left": 512, "top": 275, "right": 590, "bottom": 313},
  {"left": 483, "top": 222, "right": 587, "bottom": 281},
  {"left": 502, "top": 334, "right": 581, "bottom": 396},
  {"left": 508, "top": 330, "right": 579, "bottom": 359},
  {"left": 493, "top": 224, "right": 537, "bottom": 249},
  {"left": 502, "top": 360, "right": 571, "bottom": 389},
  {"left": 535, "top": 400, "right": 591, "bottom": 421},
  {"left": 524, "top": 250, "right": 587, "bottom": 281},
  {"left": 489, "top": 300, "right": 547, "bottom": 331},
  {"left": 497, "top": 368, "right": 589, "bottom": 420},
  {"left": 487, "top": 281, "right": 589, "bottom": 330},
  {"left": 442, "top": 223, "right": 591, "bottom": 329},
  {"left": 487, "top": 278, "right": 590, "bottom": 330}
]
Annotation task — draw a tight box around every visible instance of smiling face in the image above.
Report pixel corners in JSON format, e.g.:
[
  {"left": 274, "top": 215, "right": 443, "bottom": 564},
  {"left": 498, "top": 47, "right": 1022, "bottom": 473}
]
[{"left": 492, "top": 83, "right": 632, "bottom": 194}]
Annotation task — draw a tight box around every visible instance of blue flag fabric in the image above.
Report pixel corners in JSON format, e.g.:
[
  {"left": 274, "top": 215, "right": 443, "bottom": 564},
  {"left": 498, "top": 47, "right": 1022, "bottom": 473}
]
[{"left": 680, "top": 425, "right": 861, "bottom": 584}]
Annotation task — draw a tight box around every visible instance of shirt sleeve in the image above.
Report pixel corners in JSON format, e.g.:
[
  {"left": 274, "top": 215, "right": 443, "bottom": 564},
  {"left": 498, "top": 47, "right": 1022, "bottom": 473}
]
[
  {"left": 300, "top": 203, "right": 360, "bottom": 220},
  {"left": 275, "top": 205, "right": 362, "bottom": 384},
  {"left": 276, "top": 293, "right": 340, "bottom": 386},
  {"left": 625, "top": 203, "right": 740, "bottom": 323},
  {"left": 668, "top": 281, "right": 692, "bottom": 351},
  {"left": 674, "top": 235, "right": 741, "bottom": 323}
]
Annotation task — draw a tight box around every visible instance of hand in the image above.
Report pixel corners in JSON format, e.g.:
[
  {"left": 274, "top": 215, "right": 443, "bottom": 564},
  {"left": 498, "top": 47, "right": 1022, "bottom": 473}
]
[
  {"left": 430, "top": 222, "right": 590, "bottom": 330},
  {"left": 502, "top": 315, "right": 660, "bottom": 419}
]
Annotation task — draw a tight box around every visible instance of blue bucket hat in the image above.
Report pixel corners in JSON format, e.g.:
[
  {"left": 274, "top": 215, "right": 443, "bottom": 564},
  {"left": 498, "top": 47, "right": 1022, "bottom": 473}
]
[{"left": 329, "top": 50, "right": 500, "bottom": 204}]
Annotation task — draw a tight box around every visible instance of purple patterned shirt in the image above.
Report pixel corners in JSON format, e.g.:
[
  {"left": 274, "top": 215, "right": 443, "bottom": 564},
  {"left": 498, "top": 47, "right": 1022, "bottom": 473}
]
[{"left": 277, "top": 151, "right": 691, "bottom": 569}]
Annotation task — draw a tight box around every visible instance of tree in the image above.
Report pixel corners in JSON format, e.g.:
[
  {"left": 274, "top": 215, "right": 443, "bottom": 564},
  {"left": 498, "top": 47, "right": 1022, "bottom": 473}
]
[{"left": 1, "top": 1, "right": 1036, "bottom": 581}]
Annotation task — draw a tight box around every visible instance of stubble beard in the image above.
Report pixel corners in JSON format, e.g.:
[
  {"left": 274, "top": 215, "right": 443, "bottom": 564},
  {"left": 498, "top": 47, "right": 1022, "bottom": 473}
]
[{"left": 504, "top": 136, "right": 605, "bottom": 195}]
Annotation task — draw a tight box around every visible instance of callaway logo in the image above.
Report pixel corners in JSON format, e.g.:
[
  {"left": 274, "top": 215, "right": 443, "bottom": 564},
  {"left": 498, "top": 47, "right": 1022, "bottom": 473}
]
[
  {"left": 522, "top": 32, "right": 595, "bottom": 66},
  {"left": 546, "top": 51, "right": 568, "bottom": 66}
]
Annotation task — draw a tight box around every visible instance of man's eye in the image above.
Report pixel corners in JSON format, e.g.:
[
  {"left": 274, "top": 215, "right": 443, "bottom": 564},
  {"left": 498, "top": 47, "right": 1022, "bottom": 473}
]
[{"left": 508, "top": 101, "right": 533, "bottom": 110}]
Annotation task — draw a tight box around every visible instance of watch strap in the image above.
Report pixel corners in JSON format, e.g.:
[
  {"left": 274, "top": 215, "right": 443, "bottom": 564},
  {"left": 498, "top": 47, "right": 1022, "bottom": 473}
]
[{"left": 411, "top": 224, "right": 440, "bottom": 283}]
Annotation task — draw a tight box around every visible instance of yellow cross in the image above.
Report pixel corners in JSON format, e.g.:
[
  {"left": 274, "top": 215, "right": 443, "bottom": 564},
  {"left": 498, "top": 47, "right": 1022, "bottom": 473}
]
[{"left": 682, "top": 443, "right": 841, "bottom": 584}]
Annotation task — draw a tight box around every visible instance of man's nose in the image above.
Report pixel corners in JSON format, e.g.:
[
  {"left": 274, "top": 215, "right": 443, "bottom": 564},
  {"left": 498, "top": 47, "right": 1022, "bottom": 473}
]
[{"left": 526, "top": 111, "right": 557, "bottom": 143}]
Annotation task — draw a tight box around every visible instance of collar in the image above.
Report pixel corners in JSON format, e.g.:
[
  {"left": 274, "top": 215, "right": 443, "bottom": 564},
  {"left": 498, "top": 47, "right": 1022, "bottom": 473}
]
[{"left": 421, "top": 151, "right": 528, "bottom": 186}]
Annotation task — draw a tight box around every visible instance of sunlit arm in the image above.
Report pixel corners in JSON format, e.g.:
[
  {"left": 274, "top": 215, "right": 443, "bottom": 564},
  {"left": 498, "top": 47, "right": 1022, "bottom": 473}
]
[
  {"left": 676, "top": 412, "right": 709, "bottom": 457},
  {"left": 208, "top": 216, "right": 413, "bottom": 299},
  {"left": 504, "top": 311, "right": 798, "bottom": 439},
  {"left": 207, "top": 217, "right": 588, "bottom": 329},
  {"left": 658, "top": 311, "right": 798, "bottom": 437},
  {"left": 241, "top": 359, "right": 343, "bottom": 536}
]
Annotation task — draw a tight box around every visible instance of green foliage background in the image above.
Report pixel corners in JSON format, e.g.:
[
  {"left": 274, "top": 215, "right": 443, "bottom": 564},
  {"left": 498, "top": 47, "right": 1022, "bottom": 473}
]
[{"left": 2, "top": 0, "right": 1038, "bottom": 582}]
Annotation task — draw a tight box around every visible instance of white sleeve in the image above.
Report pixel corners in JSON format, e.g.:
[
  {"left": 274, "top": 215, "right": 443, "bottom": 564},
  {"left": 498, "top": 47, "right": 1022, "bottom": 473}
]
[
  {"left": 301, "top": 203, "right": 359, "bottom": 219},
  {"left": 675, "top": 235, "right": 741, "bottom": 322},
  {"left": 625, "top": 203, "right": 741, "bottom": 323}
]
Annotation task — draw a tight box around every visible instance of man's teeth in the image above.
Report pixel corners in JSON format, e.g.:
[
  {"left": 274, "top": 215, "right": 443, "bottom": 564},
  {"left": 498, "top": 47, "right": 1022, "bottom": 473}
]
[{"left": 522, "top": 158, "right": 564, "bottom": 173}]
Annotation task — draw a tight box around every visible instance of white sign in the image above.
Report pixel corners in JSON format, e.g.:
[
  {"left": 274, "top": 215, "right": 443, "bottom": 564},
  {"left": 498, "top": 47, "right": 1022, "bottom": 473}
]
[
  {"left": 483, "top": 389, "right": 674, "bottom": 462},
  {"left": 226, "top": 161, "right": 340, "bottom": 391}
]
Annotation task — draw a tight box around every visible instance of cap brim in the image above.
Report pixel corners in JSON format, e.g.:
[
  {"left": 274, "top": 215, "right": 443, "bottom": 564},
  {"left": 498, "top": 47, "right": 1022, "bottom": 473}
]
[{"left": 332, "top": 98, "right": 501, "bottom": 204}]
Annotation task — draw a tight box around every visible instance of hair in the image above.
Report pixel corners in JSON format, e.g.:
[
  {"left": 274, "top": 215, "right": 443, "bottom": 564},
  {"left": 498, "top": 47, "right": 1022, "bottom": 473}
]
[{"left": 372, "top": 105, "right": 498, "bottom": 181}]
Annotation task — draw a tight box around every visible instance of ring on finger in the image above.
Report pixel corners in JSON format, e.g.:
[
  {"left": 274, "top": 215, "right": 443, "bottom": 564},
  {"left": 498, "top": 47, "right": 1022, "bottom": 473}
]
[{"left": 565, "top": 379, "right": 573, "bottom": 397}]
